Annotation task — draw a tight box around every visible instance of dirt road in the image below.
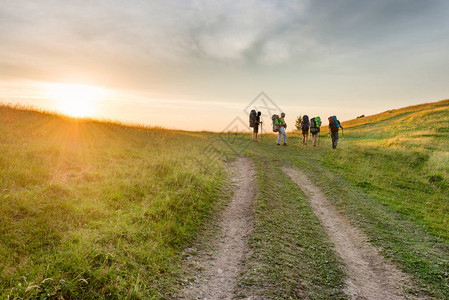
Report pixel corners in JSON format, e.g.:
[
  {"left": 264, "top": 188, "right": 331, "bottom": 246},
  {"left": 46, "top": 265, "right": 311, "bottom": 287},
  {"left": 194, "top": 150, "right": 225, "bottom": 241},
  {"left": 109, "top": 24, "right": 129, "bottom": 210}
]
[{"left": 181, "top": 157, "right": 256, "bottom": 299}]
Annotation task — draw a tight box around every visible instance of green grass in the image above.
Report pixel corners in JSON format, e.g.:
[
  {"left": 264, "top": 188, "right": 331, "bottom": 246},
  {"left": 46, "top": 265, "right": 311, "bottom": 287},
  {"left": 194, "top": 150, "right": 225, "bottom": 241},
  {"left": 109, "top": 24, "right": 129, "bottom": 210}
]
[
  {"left": 280, "top": 146, "right": 448, "bottom": 298},
  {"left": 339, "top": 99, "right": 449, "bottom": 238},
  {"left": 234, "top": 145, "right": 346, "bottom": 299},
  {"left": 1, "top": 99, "right": 448, "bottom": 299},
  {"left": 0, "top": 105, "right": 233, "bottom": 299}
]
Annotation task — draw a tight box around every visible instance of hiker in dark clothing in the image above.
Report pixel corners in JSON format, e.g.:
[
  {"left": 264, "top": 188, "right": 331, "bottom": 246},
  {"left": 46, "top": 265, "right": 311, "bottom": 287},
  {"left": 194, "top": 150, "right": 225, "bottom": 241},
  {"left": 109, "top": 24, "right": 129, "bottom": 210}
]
[
  {"left": 253, "top": 112, "right": 262, "bottom": 141},
  {"left": 301, "top": 115, "right": 310, "bottom": 145},
  {"left": 310, "top": 117, "right": 322, "bottom": 147},
  {"left": 328, "top": 116, "right": 343, "bottom": 149}
]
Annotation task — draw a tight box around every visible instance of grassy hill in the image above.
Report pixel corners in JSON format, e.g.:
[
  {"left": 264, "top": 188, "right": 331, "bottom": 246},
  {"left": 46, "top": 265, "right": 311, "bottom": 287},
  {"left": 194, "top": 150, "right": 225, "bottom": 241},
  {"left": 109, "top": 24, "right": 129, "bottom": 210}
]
[
  {"left": 1, "top": 100, "right": 448, "bottom": 299},
  {"left": 0, "top": 105, "right": 233, "bottom": 298},
  {"left": 339, "top": 99, "right": 449, "bottom": 237},
  {"left": 344, "top": 99, "right": 449, "bottom": 156}
]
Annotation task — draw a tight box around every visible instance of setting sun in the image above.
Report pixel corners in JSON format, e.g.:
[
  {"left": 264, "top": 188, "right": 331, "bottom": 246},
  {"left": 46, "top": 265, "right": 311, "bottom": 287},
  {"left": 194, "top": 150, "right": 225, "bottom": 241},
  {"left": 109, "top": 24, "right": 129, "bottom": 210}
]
[{"left": 47, "top": 83, "right": 102, "bottom": 117}]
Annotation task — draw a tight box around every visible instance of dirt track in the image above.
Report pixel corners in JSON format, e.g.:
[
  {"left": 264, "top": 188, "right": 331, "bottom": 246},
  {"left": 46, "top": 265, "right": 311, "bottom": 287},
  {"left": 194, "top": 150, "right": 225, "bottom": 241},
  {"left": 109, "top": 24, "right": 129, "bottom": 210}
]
[
  {"left": 283, "top": 166, "right": 419, "bottom": 300},
  {"left": 181, "top": 157, "right": 256, "bottom": 299}
]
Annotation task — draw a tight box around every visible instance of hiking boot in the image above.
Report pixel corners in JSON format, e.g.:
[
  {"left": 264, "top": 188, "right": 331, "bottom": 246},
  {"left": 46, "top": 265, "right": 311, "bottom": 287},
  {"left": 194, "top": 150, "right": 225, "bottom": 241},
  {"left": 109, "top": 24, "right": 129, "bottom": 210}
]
[
  {"left": 284, "top": 143, "right": 287, "bottom": 146},
  {"left": 277, "top": 143, "right": 280, "bottom": 145}
]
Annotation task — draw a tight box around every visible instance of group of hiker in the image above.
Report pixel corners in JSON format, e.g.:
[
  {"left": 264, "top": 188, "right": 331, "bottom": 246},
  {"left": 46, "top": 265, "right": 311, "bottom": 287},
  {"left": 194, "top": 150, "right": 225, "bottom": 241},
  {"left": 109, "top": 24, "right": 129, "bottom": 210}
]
[{"left": 249, "top": 110, "right": 343, "bottom": 149}]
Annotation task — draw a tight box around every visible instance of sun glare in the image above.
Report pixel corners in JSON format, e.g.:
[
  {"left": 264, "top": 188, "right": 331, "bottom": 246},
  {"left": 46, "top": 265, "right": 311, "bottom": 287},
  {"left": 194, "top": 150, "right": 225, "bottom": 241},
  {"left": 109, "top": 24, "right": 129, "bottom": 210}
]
[{"left": 48, "top": 83, "right": 102, "bottom": 117}]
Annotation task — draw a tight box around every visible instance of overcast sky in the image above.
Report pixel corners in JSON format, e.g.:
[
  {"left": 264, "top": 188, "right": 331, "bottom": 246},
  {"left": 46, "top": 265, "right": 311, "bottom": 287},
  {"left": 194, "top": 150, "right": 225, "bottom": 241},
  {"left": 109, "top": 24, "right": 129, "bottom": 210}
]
[{"left": 1, "top": 0, "right": 449, "bottom": 130}]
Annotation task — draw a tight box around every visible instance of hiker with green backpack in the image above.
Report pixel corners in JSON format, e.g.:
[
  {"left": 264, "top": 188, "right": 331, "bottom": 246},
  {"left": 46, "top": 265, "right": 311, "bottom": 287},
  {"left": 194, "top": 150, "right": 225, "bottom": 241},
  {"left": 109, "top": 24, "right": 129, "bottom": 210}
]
[
  {"left": 310, "top": 116, "right": 322, "bottom": 147},
  {"left": 328, "top": 116, "right": 343, "bottom": 149},
  {"left": 273, "top": 112, "right": 287, "bottom": 146}
]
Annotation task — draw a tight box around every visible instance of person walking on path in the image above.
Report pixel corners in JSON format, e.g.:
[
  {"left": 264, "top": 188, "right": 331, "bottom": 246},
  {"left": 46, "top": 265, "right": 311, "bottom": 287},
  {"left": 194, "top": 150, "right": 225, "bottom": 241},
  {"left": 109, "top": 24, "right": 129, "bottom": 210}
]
[
  {"left": 252, "top": 111, "right": 262, "bottom": 141},
  {"left": 277, "top": 112, "right": 287, "bottom": 146},
  {"left": 310, "top": 116, "right": 322, "bottom": 147},
  {"left": 301, "top": 115, "right": 310, "bottom": 145},
  {"left": 328, "top": 116, "right": 343, "bottom": 149}
]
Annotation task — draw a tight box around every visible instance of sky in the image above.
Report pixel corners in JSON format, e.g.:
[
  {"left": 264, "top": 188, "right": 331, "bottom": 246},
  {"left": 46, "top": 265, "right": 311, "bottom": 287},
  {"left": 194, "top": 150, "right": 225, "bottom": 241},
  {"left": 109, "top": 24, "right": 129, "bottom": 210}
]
[{"left": 1, "top": 0, "right": 449, "bottom": 131}]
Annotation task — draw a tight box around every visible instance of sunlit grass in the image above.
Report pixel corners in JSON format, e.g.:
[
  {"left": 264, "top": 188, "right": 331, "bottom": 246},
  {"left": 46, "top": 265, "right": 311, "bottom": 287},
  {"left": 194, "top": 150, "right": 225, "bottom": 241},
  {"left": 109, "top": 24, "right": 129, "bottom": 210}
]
[
  {"left": 342, "top": 99, "right": 449, "bottom": 182},
  {"left": 0, "top": 104, "right": 231, "bottom": 298},
  {"left": 1, "top": 99, "right": 448, "bottom": 298}
]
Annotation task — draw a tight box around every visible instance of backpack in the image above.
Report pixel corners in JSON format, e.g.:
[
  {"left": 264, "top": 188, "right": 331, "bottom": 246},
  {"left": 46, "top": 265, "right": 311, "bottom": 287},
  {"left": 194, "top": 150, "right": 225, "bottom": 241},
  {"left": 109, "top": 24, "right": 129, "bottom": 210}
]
[
  {"left": 328, "top": 116, "right": 339, "bottom": 132},
  {"left": 249, "top": 110, "right": 256, "bottom": 128},
  {"left": 310, "top": 117, "right": 321, "bottom": 134},
  {"left": 332, "top": 116, "right": 341, "bottom": 128},
  {"left": 301, "top": 115, "right": 310, "bottom": 129},
  {"left": 272, "top": 114, "right": 280, "bottom": 132}
]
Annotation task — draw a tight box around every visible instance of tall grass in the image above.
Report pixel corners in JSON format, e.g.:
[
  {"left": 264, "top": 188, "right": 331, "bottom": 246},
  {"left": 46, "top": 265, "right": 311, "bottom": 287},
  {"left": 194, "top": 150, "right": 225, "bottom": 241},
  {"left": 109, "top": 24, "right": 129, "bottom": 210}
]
[{"left": 0, "top": 105, "right": 230, "bottom": 298}]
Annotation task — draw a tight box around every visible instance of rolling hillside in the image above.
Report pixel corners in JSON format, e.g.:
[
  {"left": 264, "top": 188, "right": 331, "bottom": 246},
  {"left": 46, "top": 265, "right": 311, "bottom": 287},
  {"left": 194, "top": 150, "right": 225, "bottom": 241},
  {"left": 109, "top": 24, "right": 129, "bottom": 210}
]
[
  {"left": 343, "top": 99, "right": 449, "bottom": 157},
  {"left": 337, "top": 99, "right": 449, "bottom": 237},
  {"left": 1, "top": 100, "right": 448, "bottom": 299},
  {"left": 0, "top": 105, "right": 233, "bottom": 298}
]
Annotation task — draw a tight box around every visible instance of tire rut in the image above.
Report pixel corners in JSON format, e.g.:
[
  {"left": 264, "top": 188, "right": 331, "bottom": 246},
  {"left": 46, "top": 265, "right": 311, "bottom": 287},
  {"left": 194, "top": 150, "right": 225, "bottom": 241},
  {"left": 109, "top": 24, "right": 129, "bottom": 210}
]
[{"left": 181, "top": 157, "right": 256, "bottom": 299}]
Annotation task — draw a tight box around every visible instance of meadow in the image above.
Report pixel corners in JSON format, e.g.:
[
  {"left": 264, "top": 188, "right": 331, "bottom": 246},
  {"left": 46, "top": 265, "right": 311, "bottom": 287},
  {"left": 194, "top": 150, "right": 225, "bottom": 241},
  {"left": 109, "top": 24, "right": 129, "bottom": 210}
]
[
  {"left": 0, "top": 105, "right": 233, "bottom": 298},
  {"left": 1, "top": 99, "right": 448, "bottom": 299},
  {"left": 335, "top": 99, "right": 449, "bottom": 238}
]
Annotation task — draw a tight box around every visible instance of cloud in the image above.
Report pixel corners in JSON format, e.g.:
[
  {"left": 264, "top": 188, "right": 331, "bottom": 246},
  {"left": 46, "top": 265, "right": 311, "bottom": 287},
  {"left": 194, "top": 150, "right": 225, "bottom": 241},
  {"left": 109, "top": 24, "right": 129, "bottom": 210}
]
[
  {"left": 3, "top": 1, "right": 447, "bottom": 60},
  {"left": 0, "top": 0, "right": 312, "bottom": 68},
  {"left": 177, "top": 0, "right": 307, "bottom": 63},
  {"left": 0, "top": 0, "right": 448, "bottom": 98}
]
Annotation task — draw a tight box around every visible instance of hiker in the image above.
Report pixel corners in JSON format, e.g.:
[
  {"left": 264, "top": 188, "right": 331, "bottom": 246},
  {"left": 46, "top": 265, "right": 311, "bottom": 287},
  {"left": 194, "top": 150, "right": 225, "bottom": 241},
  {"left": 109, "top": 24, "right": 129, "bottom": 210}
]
[
  {"left": 328, "top": 116, "right": 343, "bottom": 149},
  {"left": 301, "top": 115, "right": 310, "bottom": 145},
  {"left": 310, "top": 116, "right": 322, "bottom": 147},
  {"left": 252, "top": 111, "right": 262, "bottom": 141},
  {"left": 276, "top": 112, "right": 287, "bottom": 146},
  {"left": 249, "top": 110, "right": 258, "bottom": 141}
]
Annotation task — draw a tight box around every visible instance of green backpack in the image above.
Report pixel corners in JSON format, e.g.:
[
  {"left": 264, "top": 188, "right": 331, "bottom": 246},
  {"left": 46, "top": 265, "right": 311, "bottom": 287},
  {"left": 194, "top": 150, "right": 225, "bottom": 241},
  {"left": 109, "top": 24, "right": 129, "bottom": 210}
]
[{"left": 310, "top": 116, "right": 321, "bottom": 134}]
